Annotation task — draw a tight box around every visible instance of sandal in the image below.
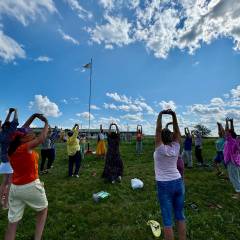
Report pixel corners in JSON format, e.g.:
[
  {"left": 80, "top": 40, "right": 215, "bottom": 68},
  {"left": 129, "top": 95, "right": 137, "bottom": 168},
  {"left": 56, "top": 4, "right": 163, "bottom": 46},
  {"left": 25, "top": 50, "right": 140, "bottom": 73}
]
[{"left": 147, "top": 220, "right": 161, "bottom": 238}]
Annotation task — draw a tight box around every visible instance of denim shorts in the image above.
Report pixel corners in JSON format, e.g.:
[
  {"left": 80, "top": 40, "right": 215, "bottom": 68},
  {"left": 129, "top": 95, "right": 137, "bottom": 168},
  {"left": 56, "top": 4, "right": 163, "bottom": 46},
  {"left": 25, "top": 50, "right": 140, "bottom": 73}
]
[{"left": 157, "top": 178, "right": 185, "bottom": 227}]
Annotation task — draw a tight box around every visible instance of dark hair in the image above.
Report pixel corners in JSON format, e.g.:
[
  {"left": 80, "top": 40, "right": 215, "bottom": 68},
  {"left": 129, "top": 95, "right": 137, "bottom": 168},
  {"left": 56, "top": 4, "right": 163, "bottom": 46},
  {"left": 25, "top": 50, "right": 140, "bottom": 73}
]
[
  {"left": 8, "top": 135, "right": 22, "bottom": 156},
  {"left": 161, "top": 128, "right": 173, "bottom": 145},
  {"left": 68, "top": 131, "right": 73, "bottom": 137}
]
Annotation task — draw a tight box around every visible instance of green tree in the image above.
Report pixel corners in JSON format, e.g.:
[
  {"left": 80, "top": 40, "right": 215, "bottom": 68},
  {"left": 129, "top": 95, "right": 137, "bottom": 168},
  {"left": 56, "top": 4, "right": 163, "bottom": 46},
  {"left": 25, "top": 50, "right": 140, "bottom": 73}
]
[{"left": 194, "top": 124, "right": 211, "bottom": 137}]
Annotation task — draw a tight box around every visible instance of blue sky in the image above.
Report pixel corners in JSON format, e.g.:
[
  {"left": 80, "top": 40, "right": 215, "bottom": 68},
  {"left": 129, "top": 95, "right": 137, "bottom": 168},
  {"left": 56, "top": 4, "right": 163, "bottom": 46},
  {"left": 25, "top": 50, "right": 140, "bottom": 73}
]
[{"left": 0, "top": 0, "right": 240, "bottom": 135}]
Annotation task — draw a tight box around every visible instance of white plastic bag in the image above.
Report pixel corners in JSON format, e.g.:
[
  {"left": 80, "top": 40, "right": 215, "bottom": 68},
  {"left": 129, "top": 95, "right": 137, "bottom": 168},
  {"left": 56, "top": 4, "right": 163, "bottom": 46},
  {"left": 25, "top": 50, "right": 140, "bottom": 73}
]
[{"left": 131, "top": 178, "right": 144, "bottom": 190}]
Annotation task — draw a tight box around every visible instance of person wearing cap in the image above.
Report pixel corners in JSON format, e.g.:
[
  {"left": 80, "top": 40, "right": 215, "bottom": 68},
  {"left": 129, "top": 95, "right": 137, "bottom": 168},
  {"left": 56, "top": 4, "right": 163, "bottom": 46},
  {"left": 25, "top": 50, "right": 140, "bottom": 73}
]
[
  {"left": 0, "top": 108, "right": 19, "bottom": 209},
  {"left": 4, "top": 113, "right": 49, "bottom": 240},
  {"left": 66, "top": 124, "right": 81, "bottom": 178}
]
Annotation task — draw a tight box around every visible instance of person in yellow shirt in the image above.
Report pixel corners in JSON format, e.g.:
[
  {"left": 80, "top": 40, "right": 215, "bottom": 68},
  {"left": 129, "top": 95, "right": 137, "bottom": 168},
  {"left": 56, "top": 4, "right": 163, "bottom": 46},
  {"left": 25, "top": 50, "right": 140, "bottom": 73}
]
[{"left": 67, "top": 124, "right": 81, "bottom": 178}]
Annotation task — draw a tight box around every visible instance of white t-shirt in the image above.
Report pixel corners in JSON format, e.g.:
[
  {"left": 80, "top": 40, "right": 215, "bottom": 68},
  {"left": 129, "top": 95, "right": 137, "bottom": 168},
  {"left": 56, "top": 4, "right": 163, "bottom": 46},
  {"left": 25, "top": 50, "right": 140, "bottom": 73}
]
[
  {"left": 99, "top": 133, "right": 105, "bottom": 140},
  {"left": 154, "top": 142, "right": 181, "bottom": 181}
]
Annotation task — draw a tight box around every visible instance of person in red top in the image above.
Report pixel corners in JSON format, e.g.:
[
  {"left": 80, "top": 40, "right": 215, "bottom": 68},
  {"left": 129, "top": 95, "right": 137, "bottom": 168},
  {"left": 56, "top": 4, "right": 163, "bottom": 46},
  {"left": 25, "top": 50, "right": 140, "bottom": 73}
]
[
  {"left": 5, "top": 113, "right": 49, "bottom": 240},
  {"left": 136, "top": 125, "right": 143, "bottom": 155}
]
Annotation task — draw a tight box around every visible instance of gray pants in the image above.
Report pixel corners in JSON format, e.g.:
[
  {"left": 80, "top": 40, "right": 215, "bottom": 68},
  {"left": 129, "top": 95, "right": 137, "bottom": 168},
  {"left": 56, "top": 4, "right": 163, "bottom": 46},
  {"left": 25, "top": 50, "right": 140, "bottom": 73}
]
[
  {"left": 136, "top": 141, "right": 143, "bottom": 154},
  {"left": 182, "top": 150, "right": 192, "bottom": 167},
  {"left": 227, "top": 162, "right": 240, "bottom": 192}
]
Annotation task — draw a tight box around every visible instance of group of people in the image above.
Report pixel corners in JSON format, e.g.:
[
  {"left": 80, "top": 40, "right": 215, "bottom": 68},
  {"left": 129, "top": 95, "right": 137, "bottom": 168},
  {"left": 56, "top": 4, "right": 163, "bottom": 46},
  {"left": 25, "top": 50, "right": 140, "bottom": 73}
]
[{"left": 1, "top": 107, "right": 240, "bottom": 240}]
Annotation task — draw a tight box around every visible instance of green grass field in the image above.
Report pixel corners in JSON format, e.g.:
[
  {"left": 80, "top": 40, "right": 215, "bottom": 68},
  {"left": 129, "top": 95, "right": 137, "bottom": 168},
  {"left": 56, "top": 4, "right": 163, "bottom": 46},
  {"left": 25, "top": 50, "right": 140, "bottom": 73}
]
[{"left": 0, "top": 138, "right": 240, "bottom": 240}]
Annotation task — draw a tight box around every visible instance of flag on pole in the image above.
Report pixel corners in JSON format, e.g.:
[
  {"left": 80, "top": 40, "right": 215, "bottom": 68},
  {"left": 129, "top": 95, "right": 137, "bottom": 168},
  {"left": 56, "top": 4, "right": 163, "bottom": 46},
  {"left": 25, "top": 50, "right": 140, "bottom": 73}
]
[{"left": 83, "top": 62, "right": 92, "bottom": 69}]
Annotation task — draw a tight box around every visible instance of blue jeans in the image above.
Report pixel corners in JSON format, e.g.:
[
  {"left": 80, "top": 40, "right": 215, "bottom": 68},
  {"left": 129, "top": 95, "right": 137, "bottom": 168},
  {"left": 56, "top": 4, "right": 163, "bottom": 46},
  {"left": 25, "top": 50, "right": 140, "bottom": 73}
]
[
  {"left": 157, "top": 178, "right": 185, "bottom": 227},
  {"left": 136, "top": 141, "right": 142, "bottom": 154}
]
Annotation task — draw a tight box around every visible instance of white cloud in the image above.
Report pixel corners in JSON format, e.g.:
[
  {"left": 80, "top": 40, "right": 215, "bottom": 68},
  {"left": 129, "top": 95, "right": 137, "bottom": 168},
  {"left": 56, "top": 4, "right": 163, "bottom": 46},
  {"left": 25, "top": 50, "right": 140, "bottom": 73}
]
[
  {"left": 64, "top": 0, "right": 92, "bottom": 20},
  {"left": 91, "top": 104, "right": 101, "bottom": 110},
  {"left": 61, "top": 99, "right": 68, "bottom": 104},
  {"left": 193, "top": 61, "right": 200, "bottom": 66},
  {"left": 76, "top": 112, "right": 95, "bottom": 120},
  {"left": 35, "top": 56, "right": 53, "bottom": 62},
  {"left": 104, "top": 103, "right": 118, "bottom": 110},
  {"left": 0, "top": 1, "right": 56, "bottom": 62},
  {"left": 120, "top": 113, "right": 143, "bottom": 122},
  {"left": 29, "top": 95, "right": 62, "bottom": 117},
  {"left": 210, "top": 97, "right": 225, "bottom": 106},
  {"left": 88, "top": 14, "right": 133, "bottom": 48},
  {"left": 159, "top": 100, "right": 177, "bottom": 111},
  {"left": 98, "top": 0, "right": 140, "bottom": 11},
  {"left": 106, "top": 92, "right": 131, "bottom": 103},
  {"left": 231, "top": 85, "right": 240, "bottom": 99},
  {"left": 91, "top": 0, "right": 240, "bottom": 58},
  {"left": 0, "top": 30, "right": 26, "bottom": 62},
  {"left": 58, "top": 28, "right": 79, "bottom": 45},
  {"left": 0, "top": 0, "right": 57, "bottom": 26}
]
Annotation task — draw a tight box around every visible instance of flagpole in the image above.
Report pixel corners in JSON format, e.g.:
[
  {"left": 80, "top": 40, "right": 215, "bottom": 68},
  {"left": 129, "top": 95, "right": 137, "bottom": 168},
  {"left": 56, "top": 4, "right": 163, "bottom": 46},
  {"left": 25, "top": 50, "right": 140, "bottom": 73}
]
[
  {"left": 88, "top": 58, "right": 92, "bottom": 134},
  {"left": 87, "top": 58, "right": 93, "bottom": 153}
]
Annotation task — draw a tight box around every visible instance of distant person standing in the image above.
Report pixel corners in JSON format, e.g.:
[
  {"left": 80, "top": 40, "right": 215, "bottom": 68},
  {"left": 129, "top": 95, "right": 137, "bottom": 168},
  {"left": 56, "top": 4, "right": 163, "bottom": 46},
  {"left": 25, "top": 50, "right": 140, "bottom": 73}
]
[
  {"left": 154, "top": 109, "right": 186, "bottom": 240},
  {"left": 48, "top": 126, "right": 60, "bottom": 169},
  {"left": 214, "top": 122, "right": 225, "bottom": 176},
  {"left": 136, "top": 125, "right": 143, "bottom": 155},
  {"left": 192, "top": 130, "right": 204, "bottom": 166},
  {"left": 79, "top": 134, "right": 86, "bottom": 160},
  {"left": 67, "top": 124, "right": 81, "bottom": 178},
  {"left": 40, "top": 128, "right": 52, "bottom": 174},
  {"left": 102, "top": 123, "right": 123, "bottom": 183},
  {"left": 182, "top": 128, "right": 193, "bottom": 168},
  {"left": 96, "top": 125, "right": 106, "bottom": 158},
  {"left": 0, "top": 108, "right": 19, "bottom": 209}
]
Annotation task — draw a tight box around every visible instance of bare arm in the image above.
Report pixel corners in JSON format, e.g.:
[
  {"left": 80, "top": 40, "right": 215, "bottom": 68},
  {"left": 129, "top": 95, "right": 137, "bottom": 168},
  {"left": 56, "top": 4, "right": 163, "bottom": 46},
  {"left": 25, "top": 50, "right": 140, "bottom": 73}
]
[
  {"left": 155, "top": 112, "right": 163, "bottom": 148},
  {"left": 171, "top": 111, "right": 181, "bottom": 143},
  {"left": 21, "top": 113, "right": 41, "bottom": 128},
  {"left": 217, "top": 122, "right": 225, "bottom": 137},
  {"left": 27, "top": 115, "right": 49, "bottom": 149},
  {"left": 108, "top": 123, "right": 113, "bottom": 134},
  {"left": 4, "top": 108, "right": 14, "bottom": 123},
  {"left": 225, "top": 118, "right": 230, "bottom": 133},
  {"left": 229, "top": 119, "right": 235, "bottom": 132}
]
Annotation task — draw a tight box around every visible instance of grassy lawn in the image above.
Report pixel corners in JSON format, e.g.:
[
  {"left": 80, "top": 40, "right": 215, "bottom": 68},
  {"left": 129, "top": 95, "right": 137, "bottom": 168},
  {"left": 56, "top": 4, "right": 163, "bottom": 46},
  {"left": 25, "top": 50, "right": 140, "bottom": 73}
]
[{"left": 0, "top": 138, "right": 240, "bottom": 240}]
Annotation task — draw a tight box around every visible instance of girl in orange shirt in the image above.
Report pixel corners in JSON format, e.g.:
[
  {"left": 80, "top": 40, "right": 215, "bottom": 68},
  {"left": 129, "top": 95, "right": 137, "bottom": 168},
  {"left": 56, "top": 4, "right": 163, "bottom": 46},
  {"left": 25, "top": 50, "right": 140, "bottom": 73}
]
[{"left": 5, "top": 113, "right": 49, "bottom": 240}]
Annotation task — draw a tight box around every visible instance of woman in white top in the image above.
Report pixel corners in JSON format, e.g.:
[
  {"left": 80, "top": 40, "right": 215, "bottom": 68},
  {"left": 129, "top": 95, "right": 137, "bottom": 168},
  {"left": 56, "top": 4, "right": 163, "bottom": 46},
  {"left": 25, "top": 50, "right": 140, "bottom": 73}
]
[{"left": 154, "top": 109, "right": 186, "bottom": 240}]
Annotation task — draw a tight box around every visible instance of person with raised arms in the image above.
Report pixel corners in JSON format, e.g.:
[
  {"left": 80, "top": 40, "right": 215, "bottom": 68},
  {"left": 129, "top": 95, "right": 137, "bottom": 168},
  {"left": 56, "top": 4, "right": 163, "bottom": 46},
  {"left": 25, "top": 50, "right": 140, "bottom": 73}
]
[
  {"left": 102, "top": 123, "right": 123, "bottom": 183},
  {"left": 5, "top": 113, "right": 49, "bottom": 240},
  {"left": 182, "top": 127, "right": 193, "bottom": 168},
  {"left": 154, "top": 109, "right": 186, "bottom": 240},
  {"left": 96, "top": 124, "right": 106, "bottom": 158},
  {"left": 192, "top": 130, "right": 204, "bottom": 167},
  {"left": 0, "top": 108, "right": 19, "bottom": 209},
  {"left": 224, "top": 118, "right": 240, "bottom": 199},
  {"left": 136, "top": 125, "right": 143, "bottom": 155},
  {"left": 66, "top": 123, "right": 81, "bottom": 178},
  {"left": 214, "top": 122, "right": 225, "bottom": 176}
]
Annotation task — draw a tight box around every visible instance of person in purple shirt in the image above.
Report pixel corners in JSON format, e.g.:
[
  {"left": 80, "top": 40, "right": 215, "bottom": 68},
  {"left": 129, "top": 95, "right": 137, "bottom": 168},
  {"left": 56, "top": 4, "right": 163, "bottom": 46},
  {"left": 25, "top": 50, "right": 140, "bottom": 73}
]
[
  {"left": 182, "top": 127, "right": 193, "bottom": 168},
  {"left": 154, "top": 109, "right": 186, "bottom": 240},
  {"left": 0, "top": 108, "right": 19, "bottom": 209}
]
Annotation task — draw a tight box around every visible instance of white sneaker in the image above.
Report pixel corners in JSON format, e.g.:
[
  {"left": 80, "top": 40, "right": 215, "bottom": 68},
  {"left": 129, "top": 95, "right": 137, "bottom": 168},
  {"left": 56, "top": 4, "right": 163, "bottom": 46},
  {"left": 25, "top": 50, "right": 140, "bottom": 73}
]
[{"left": 75, "top": 175, "right": 79, "bottom": 178}]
